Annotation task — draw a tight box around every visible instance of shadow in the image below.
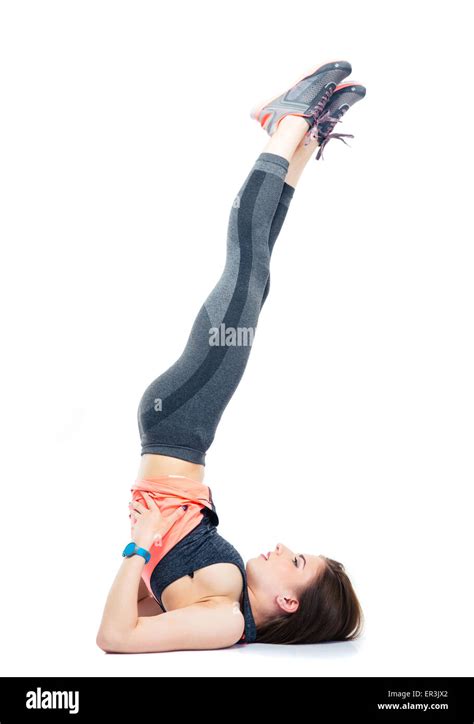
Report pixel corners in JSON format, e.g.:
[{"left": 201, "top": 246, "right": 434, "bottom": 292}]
[{"left": 231, "top": 639, "right": 363, "bottom": 660}]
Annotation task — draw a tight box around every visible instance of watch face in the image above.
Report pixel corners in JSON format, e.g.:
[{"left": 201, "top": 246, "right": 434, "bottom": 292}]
[{"left": 123, "top": 542, "right": 136, "bottom": 556}]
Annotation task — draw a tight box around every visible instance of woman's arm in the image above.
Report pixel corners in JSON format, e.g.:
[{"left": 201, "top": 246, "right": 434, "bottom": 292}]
[
  {"left": 95, "top": 550, "right": 242, "bottom": 652},
  {"left": 96, "top": 552, "right": 148, "bottom": 646},
  {"left": 98, "top": 599, "right": 245, "bottom": 653},
  {"left": 96, "top": 494, "right": 187, "bottom": 647}
]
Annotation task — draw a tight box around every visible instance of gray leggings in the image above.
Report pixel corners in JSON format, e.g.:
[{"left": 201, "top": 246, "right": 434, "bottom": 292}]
[{"left": 137, "top": 152, "right": 295, "bottom": 465}]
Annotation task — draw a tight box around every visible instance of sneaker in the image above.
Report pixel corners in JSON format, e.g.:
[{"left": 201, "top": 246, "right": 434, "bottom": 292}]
[
  {"left": 305, "top": 82, "right": 367, "bottom": 160},
  {"left": 250, "top": 60, "right": 352, "bottom": 136}
]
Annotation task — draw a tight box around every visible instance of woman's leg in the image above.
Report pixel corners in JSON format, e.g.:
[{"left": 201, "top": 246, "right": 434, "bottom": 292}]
[
  {"left": 138, "top": 117, "right": 316, "bottom": 465},
  {"left": 262, "top": 127, "right": 320, "bottom": 305}
]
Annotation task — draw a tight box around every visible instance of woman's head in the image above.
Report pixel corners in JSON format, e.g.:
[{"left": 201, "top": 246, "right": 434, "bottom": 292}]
[{"left": 246, "top": 543, "right": 363, "bottom": 644}]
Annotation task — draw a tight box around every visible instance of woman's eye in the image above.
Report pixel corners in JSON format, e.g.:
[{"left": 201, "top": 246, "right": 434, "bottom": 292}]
[{"left": 293, "top": 557, "right": 298, "bottom": 567}]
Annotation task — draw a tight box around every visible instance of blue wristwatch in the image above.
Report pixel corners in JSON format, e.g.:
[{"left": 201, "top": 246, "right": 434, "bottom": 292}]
[{"left": 122, "top": 541, "right": 151, "bottom": 564}]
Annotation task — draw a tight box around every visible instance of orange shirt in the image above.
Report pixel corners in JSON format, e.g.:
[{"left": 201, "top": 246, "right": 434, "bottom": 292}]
[{"left": 130, "top": 474, "right": 217, "bottom": 596}]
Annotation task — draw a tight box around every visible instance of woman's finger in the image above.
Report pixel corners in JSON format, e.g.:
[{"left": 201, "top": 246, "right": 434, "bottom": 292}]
[
  {"left": 154, "top": 506, "right": 185, "bottom": 538},
  {"left": 167, "top": 505, "right": 188, "bottom": 526},
  {"left": 143, "top": 491, "right": 158, "bottom": 509}
]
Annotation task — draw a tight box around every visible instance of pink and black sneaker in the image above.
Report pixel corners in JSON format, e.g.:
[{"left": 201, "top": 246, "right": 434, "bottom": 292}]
[{"left": 250, "top": 60, "right": 353, "bottom": 136}]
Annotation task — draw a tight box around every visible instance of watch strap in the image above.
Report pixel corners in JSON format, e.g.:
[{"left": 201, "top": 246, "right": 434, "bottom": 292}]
[{"left": 122, "top": 541, "right": 151, "bottom": 564}]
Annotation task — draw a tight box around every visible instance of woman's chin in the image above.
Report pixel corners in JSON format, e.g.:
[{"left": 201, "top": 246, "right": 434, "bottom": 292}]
[{"left": 246, "top": 555, "right": 264, "bottom": 575}]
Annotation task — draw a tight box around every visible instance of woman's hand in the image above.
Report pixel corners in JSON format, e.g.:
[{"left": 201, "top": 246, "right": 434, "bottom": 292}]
[{"left": 129, "top": 492, "right": 187, "bottom": 550}]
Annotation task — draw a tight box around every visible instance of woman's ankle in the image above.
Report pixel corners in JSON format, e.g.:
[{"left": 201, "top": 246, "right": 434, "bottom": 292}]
[{"left": 262, "top": 114, "right": 310, "bottom": 162}]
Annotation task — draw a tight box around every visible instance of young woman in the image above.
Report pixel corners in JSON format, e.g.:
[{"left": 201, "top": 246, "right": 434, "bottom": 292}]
[{"left": 96, "top": 60, "right": 366, "bottom": 653}]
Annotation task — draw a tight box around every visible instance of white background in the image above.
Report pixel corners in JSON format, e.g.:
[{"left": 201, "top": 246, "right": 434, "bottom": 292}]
[{"left": 1, "top": 0, "right": 473, "bottom": 678}]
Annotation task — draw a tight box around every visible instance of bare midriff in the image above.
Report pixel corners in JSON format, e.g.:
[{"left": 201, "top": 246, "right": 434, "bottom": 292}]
[{"left": 137, "top": 453, "right": 205, "bottom": 484}]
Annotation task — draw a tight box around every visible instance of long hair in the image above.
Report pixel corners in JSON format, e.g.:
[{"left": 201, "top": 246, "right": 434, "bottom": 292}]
[{"left": 255, "top": 556, "right": 364, "bottom": 645}]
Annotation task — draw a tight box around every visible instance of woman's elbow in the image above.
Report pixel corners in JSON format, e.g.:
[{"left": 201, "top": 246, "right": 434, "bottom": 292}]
[
  {"left": 96, "top": 629, "right": 125, "bottom": 653},
  {"left": 96, "top": 631, "right": 112, "bottom": 652}
]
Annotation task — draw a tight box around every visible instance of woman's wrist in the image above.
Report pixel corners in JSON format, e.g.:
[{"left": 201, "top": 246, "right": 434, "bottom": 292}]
[{"left": 132, "top": 535, "right": 155, "bottom": 551}]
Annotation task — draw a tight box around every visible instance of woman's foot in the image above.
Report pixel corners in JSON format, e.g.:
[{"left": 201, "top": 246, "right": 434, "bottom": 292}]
[{"left": 250, "top": 60, "right": 353, "bottom": 137}]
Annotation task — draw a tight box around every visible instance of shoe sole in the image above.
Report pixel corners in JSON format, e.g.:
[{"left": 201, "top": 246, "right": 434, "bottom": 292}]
[
  {"left": 250, "top": 58, "right": 352, "bottom": 126},
  {"left": 333, "top": 81, "right": 366, "bottom": 93}
]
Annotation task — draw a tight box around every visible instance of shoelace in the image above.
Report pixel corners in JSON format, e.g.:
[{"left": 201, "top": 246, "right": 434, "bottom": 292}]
[
  {"left": 304, "top": 107, "right": 355, "bottom": 161},
  {"left": 305, "top": 84, "right": 337, "bottom": 128}
]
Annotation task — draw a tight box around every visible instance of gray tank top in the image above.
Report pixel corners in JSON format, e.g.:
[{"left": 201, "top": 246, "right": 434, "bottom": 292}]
[{"left": 150, "top": 508, "right": 257, "bottom": 644}]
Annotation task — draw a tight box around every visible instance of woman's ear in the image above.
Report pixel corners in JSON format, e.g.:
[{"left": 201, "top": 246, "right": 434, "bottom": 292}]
[{"left": 276, "top": 594, "right": 299, "bottom": 614}]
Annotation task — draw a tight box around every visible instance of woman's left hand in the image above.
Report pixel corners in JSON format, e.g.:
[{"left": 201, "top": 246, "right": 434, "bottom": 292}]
[{"left": 129, "top": 492, "right": 187, "bottom": 550}]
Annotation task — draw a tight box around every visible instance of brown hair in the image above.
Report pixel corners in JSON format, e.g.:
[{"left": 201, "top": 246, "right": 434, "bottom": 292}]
[{"left": 255, "top": 556, "right": 364, "bottom": 645}]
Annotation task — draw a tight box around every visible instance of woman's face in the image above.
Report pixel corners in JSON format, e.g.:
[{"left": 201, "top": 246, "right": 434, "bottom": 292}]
[{"left": 246, "top": 543, "right": 326, "bottom": 614}]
